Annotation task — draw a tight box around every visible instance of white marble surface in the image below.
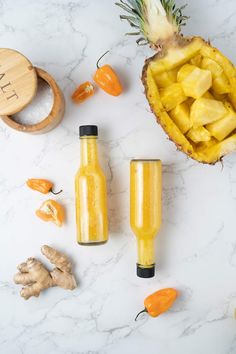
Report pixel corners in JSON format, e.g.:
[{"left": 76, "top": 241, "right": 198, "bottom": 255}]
[{"left": 0, "top": 0, "right": 236, "bottom": 353}]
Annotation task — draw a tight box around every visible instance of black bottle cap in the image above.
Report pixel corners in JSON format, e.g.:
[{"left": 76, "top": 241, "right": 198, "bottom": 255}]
[
  {"left": 137, "top": 264, "right": 155, "bottom": 278},
  {"left": 79, "top": 125, "right": 98, "bottom": 137}
]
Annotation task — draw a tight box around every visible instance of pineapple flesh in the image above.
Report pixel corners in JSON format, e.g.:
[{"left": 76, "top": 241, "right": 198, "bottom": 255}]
[
  {"left": 154, "top": 68, "right": 177, "bottom": 88},
  {"left": 117, "top": 0, "right": 236, "bottom": 163},
  {"left": 160, "top": 83, "right": 187, "bottom": 111},
  {"left": 180, "top": 67, "right": 212, "bottom": 99},
  {"left": 190, "top": 98, "right": 227, "bottom": 127},
  {"left": 169, "top": 102, "right": 191, "bottom": 134},
  {"left": 187, "top": 126, "right": 211, "bottom": 143},
  {"left": 206, "top": 109, "right": 236, "bottom": 141}
]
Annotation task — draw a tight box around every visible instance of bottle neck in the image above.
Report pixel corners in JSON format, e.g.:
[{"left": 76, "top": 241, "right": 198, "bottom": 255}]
[
  {"left": 137, "top": 238, "right": 155, "bottom": 268},
  {"left": 80, "top": 136, "right": 99, "bottom": 166}
]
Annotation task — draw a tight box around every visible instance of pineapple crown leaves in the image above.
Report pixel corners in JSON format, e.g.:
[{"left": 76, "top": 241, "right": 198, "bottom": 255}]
[
  {"left": 162, "top": 0, "right": 189, "bottom": 27},
  {"left": 116, "top": 0, "right": 189, "bottom": 45}
]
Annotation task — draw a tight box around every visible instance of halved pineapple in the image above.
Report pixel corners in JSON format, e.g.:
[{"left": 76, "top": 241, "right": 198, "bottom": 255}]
[{"left": 117, "top": 0, "right": 236, "bottom": 163}]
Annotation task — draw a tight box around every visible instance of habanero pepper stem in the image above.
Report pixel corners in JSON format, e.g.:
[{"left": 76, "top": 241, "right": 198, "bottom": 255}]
[
  {"left": 135, "top": 309, "right": 147, "bottom": 321},
  {"left": 96, "top": 51, "right": 110, "bottom": 69},
  {"left": 51, "top": 188, "right": 63, "bottom": 195}
]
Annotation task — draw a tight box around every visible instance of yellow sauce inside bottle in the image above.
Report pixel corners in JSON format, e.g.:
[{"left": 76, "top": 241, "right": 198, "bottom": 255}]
[
  {"left": 130, "top": 160, "right": 162, "bottom": 274},
  {"left": 75, "top": 135, "right": 108, "bottom": 245}
]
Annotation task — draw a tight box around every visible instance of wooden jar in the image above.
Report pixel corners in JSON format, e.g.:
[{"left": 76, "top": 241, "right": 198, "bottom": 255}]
[{"left": 0, "top": 48, "right": 65, "bottom": 134}]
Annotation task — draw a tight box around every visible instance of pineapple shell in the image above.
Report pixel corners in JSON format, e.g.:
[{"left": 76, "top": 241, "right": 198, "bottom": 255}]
[
  {"left": 117, "top": 0, "right": 236, "bottom": 163},
  {"left": 142, "top": 36, "right": 236, "bottom": 164}
]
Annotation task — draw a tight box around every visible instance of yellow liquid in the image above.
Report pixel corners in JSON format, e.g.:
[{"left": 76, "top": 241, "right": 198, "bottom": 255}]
[
  {"left": 130, "top": 160, "right": 162, "bottom": 268},
  {"left": 75, "top": 136, "right": 108, "bottom": 245}
]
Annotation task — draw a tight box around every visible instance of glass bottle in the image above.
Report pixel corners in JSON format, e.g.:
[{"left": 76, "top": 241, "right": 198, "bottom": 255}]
[
  {"left": 130, "top": 160, "right": 162, "bottom": 278},
  {"left": 75, "top": 125, "right": 108, "bottom": 245}
]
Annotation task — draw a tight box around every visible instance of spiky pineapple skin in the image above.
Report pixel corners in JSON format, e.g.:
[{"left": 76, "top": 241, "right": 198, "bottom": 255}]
[{"left": 142, "top": 36, "right": 236, "bottom": 164}]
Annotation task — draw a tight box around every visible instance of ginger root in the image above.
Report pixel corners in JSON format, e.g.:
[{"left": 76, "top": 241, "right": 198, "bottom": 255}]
[{"left": 14, "top": 245, "right": 77, "bottom": 300}]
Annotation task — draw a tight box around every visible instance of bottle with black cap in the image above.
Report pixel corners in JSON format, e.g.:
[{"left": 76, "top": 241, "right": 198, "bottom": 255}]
[
  {"left": 75, "top": 125, "right": 108, "bottom": 245},
  {"left": 130, "top": 159, "right": 162, "bottom": 278}
]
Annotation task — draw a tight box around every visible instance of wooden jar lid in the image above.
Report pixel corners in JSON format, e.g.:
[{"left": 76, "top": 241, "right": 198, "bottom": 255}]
[
  {"left": 0, "top": 48, "right": 37, "bottom": 115},
  {"left": 1, "top": 67, "right": 65, "bottom": 134}
]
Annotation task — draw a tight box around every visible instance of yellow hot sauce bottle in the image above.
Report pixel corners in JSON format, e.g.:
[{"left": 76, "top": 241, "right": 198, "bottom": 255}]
[
  {"left": 130, "top": 160, "right": 162, "bottom": 278},
  {"left": 75, "top": 125, "right": 108, "bottom": 245}
]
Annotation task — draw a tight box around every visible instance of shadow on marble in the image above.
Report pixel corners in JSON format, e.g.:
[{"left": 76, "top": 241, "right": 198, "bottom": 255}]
[{"left": 112, "top": 64, "right": 130, "bottom": 92}]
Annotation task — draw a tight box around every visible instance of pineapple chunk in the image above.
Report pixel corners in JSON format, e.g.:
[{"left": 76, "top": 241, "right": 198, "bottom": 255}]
[
  {"left": 190, "top": 54, "right": 202, "bottom": 67},
  {"left": 218, "top": 134, "right": 236, "bottom": 155},
  {"left": 187, "top": 126, "right": 211, "bottom": 143},
  {"left": 181, "top": 67, "right": 212, "bottom": 99},
  {"left": 177, "top": 64, "right": 196, "bottom": 82},
  {"left": 212, "top": 74, "right": 231, "bottom": 94},
  {"left": 169, "top": 102, "right": 192, "bottom": 134},
  {"left": 205, "top": 134, "right": 236, "bottom": 163},
  {"left": 160, "top": 83, "right": 187, "bottom": 111},
  {"left": 154, "top": 69, "right": 177, "bottom": 88},
  {"left": 206, "top": 110, "right": 236, "bottom": 141},
  {"left": 190, "top": 98, "right": 227, "bottom": 127},
  {"left": 201, "top": 58, "right": 223, "bottom": 79}
]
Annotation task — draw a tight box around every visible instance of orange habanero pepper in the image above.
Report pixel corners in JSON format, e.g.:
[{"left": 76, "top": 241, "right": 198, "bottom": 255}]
[
  {"left": 36, "top": 200, "right": 65, "bottom": 227},
  {"left": 93, "top": 51, "right": 123, "bottom": 96},
  {"left": 135, "top": 288, "right": 178, "bottom": 320},
  {"left": 71, "top": 81, "right": 94, "bottom": 104},
  {"left": 27, "top": 179, "right": 62, "bottom": 195}
]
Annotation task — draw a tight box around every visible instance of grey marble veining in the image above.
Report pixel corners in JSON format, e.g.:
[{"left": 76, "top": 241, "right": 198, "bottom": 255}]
[{"left": 0, "top": 0, "right": 236, "bottom": 353}]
